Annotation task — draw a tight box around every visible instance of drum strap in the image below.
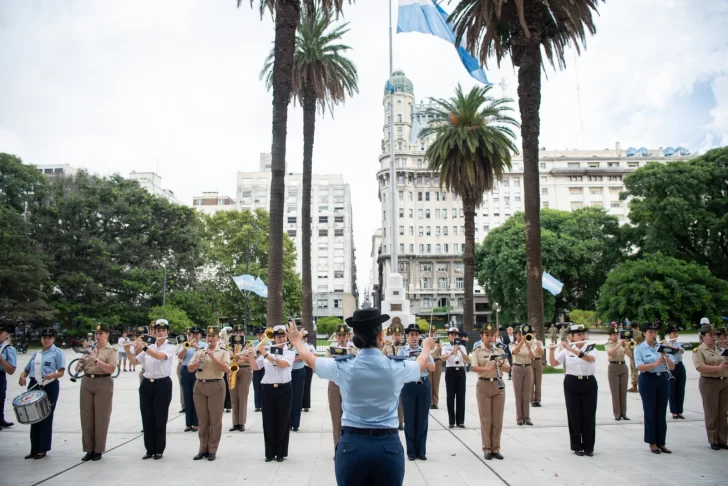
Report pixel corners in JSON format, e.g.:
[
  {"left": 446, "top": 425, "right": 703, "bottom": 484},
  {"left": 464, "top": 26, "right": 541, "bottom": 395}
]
[{"left": 34, "top": 351, "right": 55, "bottom": 386}]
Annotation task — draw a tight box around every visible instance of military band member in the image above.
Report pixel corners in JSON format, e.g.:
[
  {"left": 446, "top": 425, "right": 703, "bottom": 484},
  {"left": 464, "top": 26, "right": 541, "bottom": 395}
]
[
  {"left": 693, "top": 322, "right": 728, "bottom": 450},
  {"left": 559, "top": 324, "right": 568, "bottom": 347},
  {"left": 118, "top": 331, "right": 130, "bottom": 372},
  {"left": 79, "top": 323, "right": 118, "bottom": 461},
  {"left": 531, "top": 337, "right": 544, "bottom": 407},
  {"left": 604, "top": 326, "right": 631, "bottom": 421},
  {"left": 176, "top": 327, "right": 191, "bottom": 413},
  {"left": 128, "top": 319, "right": 176, "bottom": 460},
  {"left": 628, "top": 322, "right": 643, "bottom": 393},
  {"left": 326, "top": 323, "right": 358, "bottom": 450},
  {"left": 634, "top": 322, "right": 674, "bottom": 454},
  {"left": 249, "top": 325, "right": 295, "bottom": 462},
  {"left": 229, "top": 326, "right": 252, "bottom": 432},
  {"left": 549, "top": 324, "right": 598, "bottom": 457},
  {"left": 549, "top": 323, "right": 558, "bottom": 346},
  {"left": 510, "top": 324, "right": 535, "bottom": 425},
  {"left": 252, "top": 326, "right": 267, "bottom": 412},
  {"left": 302, "top": 330, "right": 316, "bottom": 412},
  {"left": 442, "top": 326, "right": 468, "bottom": 428},
  {"left": 178, "top": 327, "right": 206, "bottom": 432},
  {"left": 398, "top": 323, "right": 435, "bottom": 460},
  {"left": 428, "top": 325, "right": 442, "bottom": 409},
  {"left": 471, "top": 324, "right": 509, "bottom": 460},
  {"left": 663, "top": 326, "right": 687, "bottom": 419},
  {"left": 0, "top": 325, "right": 18, "bottom": 430},
  {"left": 19, "top": 328, "right": 65, "bottom": 459},
  {"left": 187, "top": 326, "right": 230, "bottom": 461},
  {"left": 289, "top": 327, "right": 306, "bottom": 432},
  {"left": 382, "top": 321, "right": 406, "bottom": 429}
]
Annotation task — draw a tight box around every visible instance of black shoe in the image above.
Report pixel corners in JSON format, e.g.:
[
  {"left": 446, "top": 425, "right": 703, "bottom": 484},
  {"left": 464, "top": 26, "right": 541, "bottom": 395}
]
[
  {"left": 432, "top": 405, "right": 438, "bottom": 409},
  {"left": 448, "top": 424, "right": 455, "bottom": 429},
  {"left": 484, "top": 453, "right": 493, "bottom": 460},
  {"left": 508, "top": 376, "right": 512, "bottom": 380},
  {"left": 518, "top": 421, "right": 524, "bottom": 426},
  {"left": 185, "top": 427, "right": 193, "bottom": 432},
  {"left": 524, "top": 420, "right": 533, "bottom": 426},
  {"left": 585, "top": 452, "right": 593, "bottom": 457},
  {"left": 265, "top": 457, "right": 274, "bottom": 462},
  {"left": 25, "top": 453, "right": 35, "bottom": 459},
  {"left": 658, "top": 447, "right": 671, "bottom": 454},
  {"left": 574, "top": 451, "right": 585, "bottom": 456},
  {"left": 457, "top": 424, "right": 465, "bottom": 428},
  {"left": 239, "top": 425, "right": 245, "bottom": 432},
  {"left": 303, "top": 408, "right": 309, "bottom": 412},
  {"left": 615, "top": 417, "right": 622, "bottom": 421},
  {"left": 193, "top": 453, "right": 209, "bottom": 460},
  {"left": 229, "top": 425, "right": 238, "bottom": 432},
  {"left": 407, "top": 455, "right": 415, "bottom": 461},
  {"left": 650, "top": 447, "right": 660, "bottom": 454},
  {"left": 142, "top": 453, "right": 153, "bottom": 460},
  {"left": 140, "top": 429, "right": 144, "bottom": 433},
  {"left": 225, "top": 409, "right": 231, "bottom": 413},
  {"left": 34, "top": 453, "right": 46, "bottom": 460},
  {"left": 711, "top": 444, "right": 721, "bottom": 451},
  {"left": 292, "top": 427, "right": 299, "bottom": 432},
  {"left": 207, "top": 453, "right": 216, "bottom": 461},
  {"left": 1, "top": 421, "right": 14, "bottom": 427},
  {"left": 720, "top": 444, "right": 728, "bottom": 450},
  {"left": 430, "top": 405, "right": 435, "bottom": 409},
  {"left": 493, "top": 452, "right": 504, "bottom": 460},
  {"left": 179, "top": 409, "right": 185, "bottom": 413},
  {"left": 82, "top": 452, "right": 94, "bottom": 461},
  {"left": 153, "top": 454, "right": 163, "bottom": 460},
  {"left": 677, "top": 414, "right": 685, "bottom": 419},
  {"left": 255, "top": 408, "right": 261, "bottom": 412},
  {"left": 621, "top": 416, "right": 630, "bottom": 421},
  {"left": 276, "top": 457, "right": 284, "bottom": 462},
  {"left": 672, "top": 414, "right": 679, "bottom": 420},
  {"left": 91, "top": 453, "right": 102, "bottom": 461},
  {"left": 398, "top": 424, "right": 404, "bottom": 430},
  {"left": 531, "top": 402, "right": 538, "bottom": 407},
  {"left": 418, "top": 455, "right": 427, "bottom": 460}
]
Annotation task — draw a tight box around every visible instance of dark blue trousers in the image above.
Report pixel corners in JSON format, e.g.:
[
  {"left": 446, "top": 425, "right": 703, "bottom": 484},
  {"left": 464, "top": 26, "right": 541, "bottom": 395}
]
[
  {"left": 302, "top": 366, "right": 313, "bottom": 409},
  {"left": 180, "top": 366, "right": 198, "bottom": 426},
  {"left": 400, "top": 377, "right": 431, "bottom": 458},
  {"left": 669, "top": 362, "right": 686, "bottom": 414},
  {"left": 335, "top": 428, "right": 404, "bottom": 486},
  {"left": 0, "top": 371, "right": 6, "bottom": 422},
  {"left": 253, "top": 369, "right": 265, "bottom": 409},
  {"left": 639, "top": 373, "right": 669, "bottom": 446},
  {"left": 290, "top": 368, "right": 305, "bottom": 428},
  {"left": 28, "top": 378, "right": 59, "bottom": 454}
]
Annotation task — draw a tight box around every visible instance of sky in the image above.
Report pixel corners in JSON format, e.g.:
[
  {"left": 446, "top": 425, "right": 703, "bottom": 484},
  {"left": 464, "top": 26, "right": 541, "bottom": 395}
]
[{"left": 1, "top": 0, "right": 727, "bottom": 302}]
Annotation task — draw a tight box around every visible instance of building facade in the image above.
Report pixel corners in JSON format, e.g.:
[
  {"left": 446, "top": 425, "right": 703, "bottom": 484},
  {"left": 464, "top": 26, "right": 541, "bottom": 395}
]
[
  {"left": 191, "top": 192, "right": 237, "bottom": 215},
  {"left": 371, "top": 70, "right": 694, "bottom": 325},
  {"left": 35, "top": 164, "right": 78, "bottom": 180},
  {"left": 237, "top": 155, "right": 357, "bottom": 320},
  {"left": 128, "top": 171, "right": 182, "bottom": 205}
]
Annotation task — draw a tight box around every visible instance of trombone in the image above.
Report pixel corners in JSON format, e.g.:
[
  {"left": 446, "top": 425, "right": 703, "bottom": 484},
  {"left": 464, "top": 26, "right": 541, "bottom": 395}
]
[{"left": 243, "top": 328, "right": 274, "bottom": 353}]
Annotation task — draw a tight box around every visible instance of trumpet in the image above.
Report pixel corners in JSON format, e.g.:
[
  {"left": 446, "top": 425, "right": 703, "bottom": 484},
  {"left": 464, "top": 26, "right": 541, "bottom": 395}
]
[
  {"left": 244, "top": 328, "right": 274, "bottom": 353},
  {"left": 229, "top": 344, "right": 241, "bottom": 390},
  {"left": 622, "top": 339, "right": 636, "bottom": 350},
  {"left": 524, "top": 333, "right": 534, "bottom": 343}
]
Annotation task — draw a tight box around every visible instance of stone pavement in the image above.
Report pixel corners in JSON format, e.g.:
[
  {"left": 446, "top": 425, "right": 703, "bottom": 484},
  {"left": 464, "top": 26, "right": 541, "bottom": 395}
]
[{"left": 0, "top": 343, "right": 726, "bottom": 486}]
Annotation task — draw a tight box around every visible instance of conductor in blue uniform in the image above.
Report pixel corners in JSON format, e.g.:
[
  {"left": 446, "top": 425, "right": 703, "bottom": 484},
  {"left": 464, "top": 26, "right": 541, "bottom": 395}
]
[{"left": 286, "top": 309, "right": 435, "bottom": 486}]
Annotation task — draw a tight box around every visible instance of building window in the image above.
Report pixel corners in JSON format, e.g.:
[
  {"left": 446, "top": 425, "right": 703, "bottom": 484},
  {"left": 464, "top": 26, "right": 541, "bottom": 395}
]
[
  {"left": 319, "top": 229, "right": 328, "bottom": 237},
  {"left": 383, "top": 210, "right": 386, "bottom": 221},
  {"left": 540, "top": 163, "right": 546, "bottom": 169},
  {"left": 438, "top": 278, "right": 449, "bottom": 289},
  {"left": 335, "top": 229, "right": 344, "bottom": 236},
  {"left": 444, "top": 243, "right": 449, "bottom": 253},
  {"left": 543, "top": 201, "right": 550, "bottom": 208},
  {"left": 443, "top": 226, "right": 448, "bottom": 236},
  {"left": 424, "top": 176, "right": 431, "bottom": 185},
  {"left": 542, "top": 188, "right": 548, "bottom": 195},
  {"left": 590, "top": 187, "right": 603, "bottom": 195},
  {"left": 420, "top": 263, "right": 432, "bottom": 272},
  {"left": 452, "top": 209, "right": 457, "bottom": 218},
  {"left": 436, "top": 226, "right": 441, "bottom": 236},
  {"left": 425, "top": 192, "right": 430, "bottom": 201},
  {"left": 409, "top": 226, "right": 414, "bottom": 236},
  {"left": 570, "top": 187, "right": 583, "bottom": 195},
  {"left": 459, "top": 209, "right": 464, "bottom": 217},
  {"left": 397, "top": 175, "right": 404, "bottom": 185},
  {"left": 453, "top": 226, "right": 458, "bottom": 236},
  {"left": 418, "top": 192, "right": 423, "bottom": 201},
  {"left": 418, "top": 209, "right": 423, "bottom": 219},
  {"left": 398, "top": 191, "right": 404, "bottom": 201},
  {"left": 409, "top": 209, "right": 413, "bottom": 218},
  {"left": 287, "top": 230, "right": 296, "bottom": 237},
  {"left": 426, "top": 209, "right": 431, "bottom": 219},
  {"left": 417, "top": 159, "right": 423, "bottom": 168},
  {"left": 425, "top": 226, "right": 431, "bottom": 236},
  {"left": 436, "top": 244, "right": 442, "bottom": 254},
  {"left": 421, "top": 278, "right": 431, "bottom": 289},
  {"left": 399, "top": 243, "right": 405, "bottom": 253},
  {"left": 409, "top": 244, "right": 414, "bottom": 253},
  {"left": 419, "top": 244, "right": 424, "bottom": 253},
  {"left": 455, "top": 262, "right": 464, "bottom": 272},
  {"left": 608, "top": 175, "right": 623, "bottom": 181},
  {"left": 456, "top": 278, "right": 464, "bottom": 289},
  {"left": 435, "top": 209, "right": 440, "bottom": 219},
  {"left": 319, "top": 216, "right": 328, "bottom": 223},
  {"left": 418, "top": 226, "right": 424, "bottom": 237},
  {"left": 417, "top": 176, "right": 423, "bottom": 185},
  {"left": 608, "top": 162, "right": 619, "bottom": 168},
  {"left": 422, "top": 298, "right": 431, "bottom": 309},
  {"left": 568, "top": 162, "right": 580, "bottom": 168},
  {"left": 571, "top": 202, "right": 583, "bottom": 210},
  {"left": 288, "top": 217, "right": 296, "bottom": 224},
  {"left": 399, "top": 226, "right": 404, "bottom": 236},
  {"left": 408, "top": 191, "right": 413, "bottom": 201},
  {"left": 426, "top": 244, "right": 432, "bottom": 253},
  {"left": 610, "top": 201, "right": 622, "bottom": 208}
]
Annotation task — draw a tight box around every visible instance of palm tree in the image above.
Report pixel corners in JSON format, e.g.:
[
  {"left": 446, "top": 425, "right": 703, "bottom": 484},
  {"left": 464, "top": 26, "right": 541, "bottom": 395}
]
[
  {"left": 449, "top": 0, "right": 603, "bottom": 340},
  {"left": 261, "top": 7, "right": 358, "bottom": 337},
  {"left": 419, "top": 85, "right": 518, "bottom": 342},
  {"left": 238, "top": 0, "right": 353, "bottom": 327}
]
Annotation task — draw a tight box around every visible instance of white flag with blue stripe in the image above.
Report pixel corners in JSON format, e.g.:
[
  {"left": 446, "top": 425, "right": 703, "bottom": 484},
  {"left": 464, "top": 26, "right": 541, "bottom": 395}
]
[
  {"left": 397, "top": 0, "right": 489, "bottom": 84},
  {"left": 542, "top": 272, "right": 564, "bottom": 296}
]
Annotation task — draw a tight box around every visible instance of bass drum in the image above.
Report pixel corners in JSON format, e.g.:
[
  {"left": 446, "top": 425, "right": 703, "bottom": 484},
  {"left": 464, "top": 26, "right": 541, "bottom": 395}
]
[{"left": 13, "top": 389, "right": 51, "bottom": 424}]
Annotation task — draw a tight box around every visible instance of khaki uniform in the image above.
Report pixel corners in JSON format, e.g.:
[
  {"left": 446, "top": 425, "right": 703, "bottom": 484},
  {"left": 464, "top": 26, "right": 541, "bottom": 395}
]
[
  {"left": 559, "top": 327, "right": 568, "bottom": 345},
  {"left": 190, "top": 347, "right": 231, "bottom": 454},
  {"left": 605, "top": 341, "right": 629, "bottom": 419},
  {"left": 80, "top": 343, "right": 118, "bottom": 453},
  {"left": 629, "top": 329, "right": 643, "bottom": 390},
  {"left": 472, "top": 345, "right": 505, "bottom": 453},
  {"left": 549, "top": 327, "right": 558, "bottom": 345},
  {"left": 693, "top": 344, "right": 728, "bottom": 446},
  {"left": 429, "top": 340, "right": 443, "bottom": 406},
  {"left": 530, "top": 341, "right": 544, "bottom": 403},
  {"left": 326, "top": 344, "right": 358, "bottom": 448},
  {"left": 229, "top": 350, "right": 253, "bottom": 427},
  {"left": 509, "top": 342, "right": 533, "bottom": 422},
  {"left": 382, "top": 341, "right": 405, "bottom": 425}
]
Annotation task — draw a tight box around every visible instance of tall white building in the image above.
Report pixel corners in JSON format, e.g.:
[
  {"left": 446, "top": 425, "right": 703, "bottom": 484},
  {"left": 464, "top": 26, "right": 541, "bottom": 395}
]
[
  {"left": 129, "top": 171, "right": 182, "bottom": 205},
  {"left": 35, "top": 164, "right": 78, "bottom": 179},
  {"left": 371, "top": 70, "right": 694, "bottom": 325},
  {"left": 237, "top": 154, "right": 357, "bottom": 319}
]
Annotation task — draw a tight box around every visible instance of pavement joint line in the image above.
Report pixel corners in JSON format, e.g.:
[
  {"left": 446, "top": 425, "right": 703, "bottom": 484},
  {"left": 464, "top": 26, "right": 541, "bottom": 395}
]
[
  {"left": 428, "top": 410, "right": 511, "bottom": 486},
  {"left": 31, "top": 411, "right": 184, "bottom": 486}
]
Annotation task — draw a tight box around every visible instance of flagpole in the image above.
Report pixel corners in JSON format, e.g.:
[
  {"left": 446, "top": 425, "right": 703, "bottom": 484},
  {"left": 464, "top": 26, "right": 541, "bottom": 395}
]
[{"left": 388, "top": 0, "right": 398, "bottom": 276}]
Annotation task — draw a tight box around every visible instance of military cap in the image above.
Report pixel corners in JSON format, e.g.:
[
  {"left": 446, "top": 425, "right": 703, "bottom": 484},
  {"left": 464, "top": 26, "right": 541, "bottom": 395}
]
[
  {"left": 520, "top": 324, "right": 533, "bottom": 335},
  {"left": 606, "top": 326, "right": 619, "bottom": 334},
  {"left": 335, "top": 323, "right": 351, "bottom": 335},
  {"left": 568, "top": 324, "right": 587, "bottom": 334},
  {"left": 666, "top": 325, "right": 681, "bottom": 334},
  {"left": 206, "top": 326, "right": 219, "bottom": 336},
  {"left": 154, "top": 319, "right": 170, "bottom": 330},
  {"left": 272, "top": 325, "right": 287, "bottom": 336},
  {"left": 40, "top": 328, "right": 57, "bottom": 337},
  {"left": 405, "top": 323, "right": 422, "bottom": 334},
  {"left": 94, "top": 323, "right": 110, "bottom": 332},
  {"left": 255, "top": 327, "right": 266, "bottom": 334},
  {"left": 447, "top": 326, "right": 459, "bottom": 334},
  {"left": 640, "top": 322, "right": 660, "bottom": 333},
  {"left": 480, "top": 323, "right": 497, "bottom": 335},
  {"left": 698, "top": 324, "right": 715, "bottom": 334}
]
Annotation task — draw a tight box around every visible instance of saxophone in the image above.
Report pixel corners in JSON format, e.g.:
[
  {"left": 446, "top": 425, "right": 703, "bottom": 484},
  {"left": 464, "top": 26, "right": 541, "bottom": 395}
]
[{"left": 229, "top": 344, "right": 241, "bottom": 390}]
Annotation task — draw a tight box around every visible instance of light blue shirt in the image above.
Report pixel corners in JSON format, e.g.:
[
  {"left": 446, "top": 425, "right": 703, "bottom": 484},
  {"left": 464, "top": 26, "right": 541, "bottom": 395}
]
[
  {"left": 1, "top": 343, "right": 17, "bottom": 370},
  {"left": 181, "top": 342, "right": 208, "bottom": 366},
  {"left": 291, "top": 345, "right": 305, "bottom": 370},
  {"left": 665, "top": 341, "right": 684, "bottom": 364},
  {"left": 397, "top": 344, "right": 433, "bottom": 378},
  {"left": 633, "top": 341, "right": 667, "bottom": 373},
  {"left": 24, "top": 345, "right": 65, "bottom": 379},
  {"left": 316, "top": 348, "right": 421, "bottom": 429}
]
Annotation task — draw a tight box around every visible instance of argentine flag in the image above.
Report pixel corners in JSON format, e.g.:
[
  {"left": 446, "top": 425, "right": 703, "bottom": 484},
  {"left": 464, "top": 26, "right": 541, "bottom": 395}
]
[
  {"left": 397, "top": 0, "right": 489, "bottom": 84},
  {"left": 542, "top": 272, "right": 564, "bottom": 296}
]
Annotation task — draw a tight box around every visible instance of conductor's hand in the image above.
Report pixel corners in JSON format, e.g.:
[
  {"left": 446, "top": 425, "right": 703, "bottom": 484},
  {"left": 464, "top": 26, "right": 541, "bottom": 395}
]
[
  {"left": 421, "top": 337, "right": 435, "bottom": 352},
  {"left": 287, "top": 321, "right": 302, "bottom": 345}
]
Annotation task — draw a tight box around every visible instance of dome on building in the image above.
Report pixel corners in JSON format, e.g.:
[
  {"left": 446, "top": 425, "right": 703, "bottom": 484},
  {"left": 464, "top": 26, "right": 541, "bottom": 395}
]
[{"left": 384, "top": 70, "right": 414, "bottom": 96}]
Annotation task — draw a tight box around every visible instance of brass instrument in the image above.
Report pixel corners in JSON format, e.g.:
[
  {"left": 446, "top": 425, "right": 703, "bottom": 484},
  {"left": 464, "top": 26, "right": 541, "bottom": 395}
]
[
  {"left": 229, "top": 344, "right": 241, "bottom": 390},
  {"left": 69, "top": 343, "right": 96, "bottom": 382},
  {"left": 524, "top": 333, "right": 534, "bottom": 343}
]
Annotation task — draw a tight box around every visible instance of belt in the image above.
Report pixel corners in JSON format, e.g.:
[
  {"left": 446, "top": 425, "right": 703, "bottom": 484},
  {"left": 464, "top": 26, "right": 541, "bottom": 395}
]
[
  {"left": 513, "top": 363, "right": 531, "bottom": 367},
  {"left": 197, "top": 379, "right": 222, "bottom": 383},
  {"left": 415, "top": 376, "right": 429, "bottom": 385},
  {"left": 143, "top": 377, "right": 170, "bottom": 383},
  {"left": 643, "top": 372, "right": 666, "bottom": 377},
  {"left": 84, "top": 373, "right": 111, "bottom": 379},
  {"left": 446, "top": 366, "right": 463, "bottom": 371},
  {"left": 342, "top": 426, "right": 398, "bottom": 436},
  {"left": 479, "top": 377, "right": 498, "bottom": 382},
  {"left": 567, "top": 375, "right": 592, "bottom": 380},
  {"left": 702, "top": 376, "right": 728, "bottom": 380},
  {"left": 609, "top": 361, "right": 625, "bottom": 364},
  {"left": 433, "top": 358, "right": 442, "bottom": 361},
  {"left": 533, "top": 358, "right": 542, "bottom": 361},
  {"left": 263, "top": 382, "right": 290, "bottom": 388}
]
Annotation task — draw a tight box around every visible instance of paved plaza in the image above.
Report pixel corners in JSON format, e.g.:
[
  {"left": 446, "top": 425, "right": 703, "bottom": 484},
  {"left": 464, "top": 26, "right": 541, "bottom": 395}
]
[{"left": 1, "top": 338, "right": 727, "bottom": 486}]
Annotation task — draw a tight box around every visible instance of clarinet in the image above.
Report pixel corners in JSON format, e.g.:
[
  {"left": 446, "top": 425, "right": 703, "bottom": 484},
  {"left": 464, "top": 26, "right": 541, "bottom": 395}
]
[{"left": 491, "top": 344, "right": 505, "bottom": 390}]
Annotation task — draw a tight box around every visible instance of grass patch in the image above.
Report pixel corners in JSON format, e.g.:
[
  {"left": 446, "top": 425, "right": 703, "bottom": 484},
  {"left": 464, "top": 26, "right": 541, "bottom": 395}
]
[
  {"left": 595, "top": 344, "right": 605, "bottom": 351},
  {"left": 543, "top": 365, "right": 564, "bottom": 374}
]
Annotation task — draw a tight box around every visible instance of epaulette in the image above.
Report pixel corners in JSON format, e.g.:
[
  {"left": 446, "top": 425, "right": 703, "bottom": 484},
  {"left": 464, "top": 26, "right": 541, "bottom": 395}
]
[
  {"left": 388, "top": 356, "right": 408, "bottom": 361},
  {"left": 334, "top": 355, "right": 355, "bottom": 362}
]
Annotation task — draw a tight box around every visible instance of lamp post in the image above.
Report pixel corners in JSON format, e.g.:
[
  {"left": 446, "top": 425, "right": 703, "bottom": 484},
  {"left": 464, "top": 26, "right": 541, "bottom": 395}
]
[{"left": 494, "top": 302, "right": 501, "bottom": 328}]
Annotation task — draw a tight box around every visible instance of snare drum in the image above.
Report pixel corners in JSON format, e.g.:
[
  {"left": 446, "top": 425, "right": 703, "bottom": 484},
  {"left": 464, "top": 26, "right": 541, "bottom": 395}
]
[{"left": 13, "top": 390, "right": 51, "bottom": 424}]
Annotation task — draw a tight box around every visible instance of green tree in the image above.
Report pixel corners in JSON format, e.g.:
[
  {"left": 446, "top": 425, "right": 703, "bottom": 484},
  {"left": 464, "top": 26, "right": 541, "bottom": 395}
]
[
  {"left": 148, "top": 305, "right": 194, "bottom": 334},
  {"left": 0, "top": 153, "right": 49, "bottom": 213},
  {"left": 168, "top": 284, "right": 220, "bottom": 328},
  {"left": 569, "top": 309, "right": 596, "bottom": 328},
  {"left": 419, "top": 84, "right": 518, "bottom": 341},
  {"left": 416, "top": 318, "right": 430, "bottom": 332},
  {"left": 316, "top": 315, "right": 343, "bottom": 336},
  {"left": 623, "top": 146, "right": 728, "bottom": 280},
  {"left": 202, "top": 209, "right": 301, "bottom": 329},
  {"left": 261, "top": 6, "right": 358, "bottom": 339},
  {"left": 476, "top": 208, "right": 624, "bottom": 325},
  {"left": 450, "top": 0, "right": 604, "bottom": 339},
  {"left": 597, "top": 253, "right": 728, "bottom": 326},
  {"left": 238, "top": 0, "right": 353, "bottom": 329}
]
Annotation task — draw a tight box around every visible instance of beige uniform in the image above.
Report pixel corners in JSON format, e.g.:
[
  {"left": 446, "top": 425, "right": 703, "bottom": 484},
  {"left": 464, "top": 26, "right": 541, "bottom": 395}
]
[
  {"left": 509, "top": 342, "right": 533, "bottom": 422},
  {"left": 229, "top": 349, "right": 253, "bottom": 427},
  {"left": 530, "top": 341, "right": 544, "bottom": 403},
  {"left": 605, "top": 341, "right": 629, "bottom": 419},
  {"left": 382, "top": 341, "right": 405, "bottom": 425},
  {"left": 472, "top": 345, "right": 505, "bottom": 453},
  {"left": 190, "top": 347, "right": 231, "bottom": 454},
  {"left": 693, "top": 344, "right": 728, "bottom": 446},
  {"left": 429, "top": 339, "right": 443, "bottom": 407},
  {"left": 80, "top": 343, "right": 118, "bottom": 453},
  {"left": 326, "top": 344, "right": 358, "bottom": 448}
]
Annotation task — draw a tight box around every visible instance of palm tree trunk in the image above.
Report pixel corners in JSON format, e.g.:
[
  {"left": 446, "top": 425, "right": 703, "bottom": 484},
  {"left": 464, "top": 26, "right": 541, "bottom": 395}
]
[
  {"left": 266, "top": 0, "right": 301, "bottom": 326},
  {"left": 514, "top": 2, "right": 545, "bottom": 341},
  {"left": 463, "top": 198, "right": 476, "bottom": 348},
  {"left": 301, "top": 85, "right": 316, "bottom": 338}
]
